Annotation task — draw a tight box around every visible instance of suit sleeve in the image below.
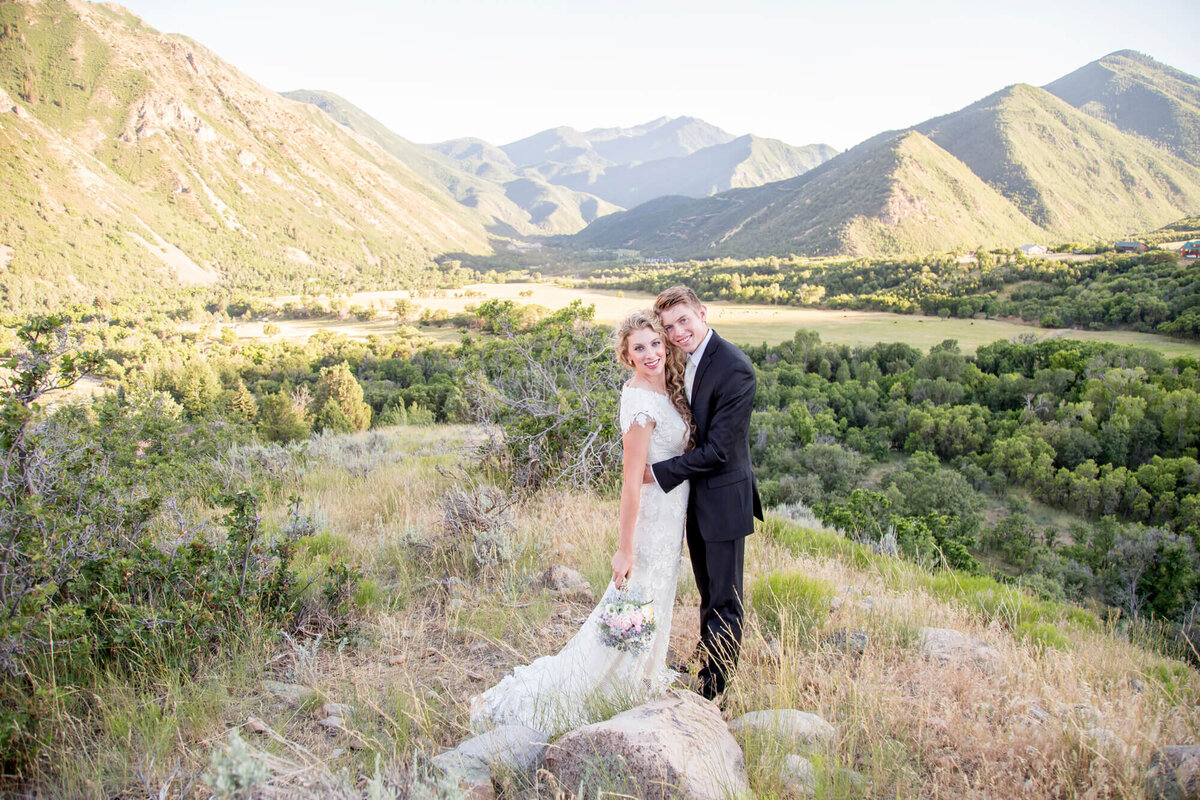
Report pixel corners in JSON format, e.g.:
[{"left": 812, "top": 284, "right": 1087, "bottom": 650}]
[{"left": 651, "top": 356, "right": 756, "bottom": 494}]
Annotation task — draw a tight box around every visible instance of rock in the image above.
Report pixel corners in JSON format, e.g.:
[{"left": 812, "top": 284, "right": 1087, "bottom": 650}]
[
  {"left": 457, "top": 724, "right": 548, "bottom": 774},
  {"left": 779, "top": 754, "right": 817, "bottom": 799},
  {"left": 1131, "top": 677, "right": 1147, "bottom": 693},
  {"left": 1146, "top": 745, "right": 1200, "bottom": 800},
  {"left": 918, "top": 627, "right": 1001, "bottom": 673},
  {"left": 534, "top": 565, "right": 595, "bottom": 604},
  {"left": 432, "top": 724, "right": 548, "bottom": 800},
  {"left": 729, "top": 709, "right": 835, "bottom": 755},
  {"left": 387, "top": 654, "right": 407, "bottom": 665},
  {"left": 322, "top": 702, "right": 352, "bottom": 717},
  {"left": 1066, "top": 703, "right": 1103, "bottom": 727},
  {"left": 317, "top": 715, "right": 344, "bottom": 731},
  {"left": 546, "top": 690, "right": 749, "bottom": 800},
  {"left": 432, "top": 752, "right": 494, "bottom": 800},
  {"left": 1087, "top": 727, "right": 1126, "bottom": 752},
  {"left": 822, "top": 629, "right": 869, "bottom": 656},
  {"left": 262, "top": 680, "right": 316, "bottom": 705},
  {"left": 1027, "top": 703, "right": 1052, "bottom": 725},
  {"left": 245, "top": 716, "right": 272, "bottom": 735},
  {"left": 829, "top": 597, "right": 845, "bottom": 612}
]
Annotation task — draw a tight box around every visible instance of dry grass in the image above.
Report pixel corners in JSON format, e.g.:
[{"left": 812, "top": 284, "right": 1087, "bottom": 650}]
[{"left": 31, "top": 425, "right": 1200, "bottom": 799}]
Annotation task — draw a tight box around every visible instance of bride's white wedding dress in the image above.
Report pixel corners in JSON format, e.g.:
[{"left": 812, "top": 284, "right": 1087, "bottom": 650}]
[{"left": 468, "top": 385, "right": 690, "bottom": 736}]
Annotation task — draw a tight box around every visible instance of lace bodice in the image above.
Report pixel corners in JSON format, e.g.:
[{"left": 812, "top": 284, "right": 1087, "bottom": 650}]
[
  {"left": 619, "top": 384, "right": 690, "bottom": 463},
  {"left": 468, "top": 384, "right": 690, "bottom": 736}
]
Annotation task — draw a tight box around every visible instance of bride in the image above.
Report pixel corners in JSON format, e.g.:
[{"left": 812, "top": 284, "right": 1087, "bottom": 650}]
[{"left": 469, "top": 311, "right": 695, "bottom": 736}]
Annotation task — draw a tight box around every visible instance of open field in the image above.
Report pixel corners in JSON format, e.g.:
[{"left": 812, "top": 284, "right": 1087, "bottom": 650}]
[{"left": 249, "top": 282, "right": 1200, "bottom": 357}]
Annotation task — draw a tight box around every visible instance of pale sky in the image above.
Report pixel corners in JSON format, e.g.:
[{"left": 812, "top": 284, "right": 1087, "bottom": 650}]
[{"left": 116, "top": 0, "right": 1200, "bottom": 152}]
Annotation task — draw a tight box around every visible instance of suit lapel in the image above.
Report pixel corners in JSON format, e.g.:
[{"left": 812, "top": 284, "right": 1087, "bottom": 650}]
[{"left": 690, "top": 331, "right": 720, "bottom": 409}]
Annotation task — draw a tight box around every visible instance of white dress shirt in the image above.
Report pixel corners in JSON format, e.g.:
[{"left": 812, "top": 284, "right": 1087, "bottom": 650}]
[{"left": 685, "top": 328, "right": 714, "bottom": 402}]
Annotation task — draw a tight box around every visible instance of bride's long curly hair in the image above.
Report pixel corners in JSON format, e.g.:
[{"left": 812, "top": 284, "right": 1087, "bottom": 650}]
[{"left": 614, "top": 311, "right": 695, "bottom": 450}]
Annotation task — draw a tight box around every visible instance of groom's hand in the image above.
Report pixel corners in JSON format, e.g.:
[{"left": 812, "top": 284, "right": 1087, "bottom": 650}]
[{"left": 643, "top": 465, "right": 655, "bottom": 484}]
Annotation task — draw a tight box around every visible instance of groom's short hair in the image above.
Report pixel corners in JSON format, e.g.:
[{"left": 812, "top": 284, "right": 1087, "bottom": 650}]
[{"left": 654, "top": 285, "right": 703, "bottom": 316}]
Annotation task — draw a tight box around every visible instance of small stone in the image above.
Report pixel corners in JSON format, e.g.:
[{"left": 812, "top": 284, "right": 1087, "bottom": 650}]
[
  {"left": 387, "top": 654, "right": 407, "bottom": 665},
  {"left": 448, "top": 598, "right": 466, "bottom": 612},
  {"left": 468, "top": 642, "right": 491, "bottom": 654},
  {"left": 322, "top": 702, "right": 352, "bottom": 716},
  {"left": 331, "top": 748, "right": 344, "bottom": 758},
  {"left": 729, "top": 710, "right": 835, "bottom": 755},
  {"left": 919, "top": 627, "right": 1001, "bottom": 673},
  {"left": 1087, "top": 727, "right": 1126, "bottom": 752},
  {"left": 431, "top": 752, "right": 494, "bottom": 800},
  {"left": 861, "top": 596, "right": 875, "bottom": 610},
  {"left": 534, "top": 566, "right": 595, "bottom": 604},
  {"left": 823, "top": 629, "right": 869, "bottom": 656},
  {"left": 317, "top": 715, "right": 344, "bottom": 730},
  {"left": 779, "top": 754, "right": 817, "bottom": 799},
  {"left": 1027, "top": 703, "right": 1052, "bottom": 725},
  {"left": 1065, "top": 703, "right": 1102, "bottom": 727},
  {"left": 829, "top": 597, "right": 844, "bottom": 612},
  {"left": 245, "top": 716, "right": 271, "bottom": 734},
  {"left": 467, "top": 670, "right": 487, "bottom": 681},
  {"left": 262, "top": 680, "right": 316, "bottom": 706},
  {"left": 1130, "top": 677, "right": 1147, "bottom": 693}
]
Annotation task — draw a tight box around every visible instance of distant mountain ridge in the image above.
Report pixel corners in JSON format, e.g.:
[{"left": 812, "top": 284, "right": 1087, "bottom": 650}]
[
  {"left": 572, "top": 52, "right": 1200, "bottom": 258},
  {"left": 431, "top": 116, "right": 838, "bottom": 212}
]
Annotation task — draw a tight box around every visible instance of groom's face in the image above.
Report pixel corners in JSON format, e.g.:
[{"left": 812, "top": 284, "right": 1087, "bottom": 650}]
[{"left": 659, "top": 302, "right": 709, "bottom": 355}]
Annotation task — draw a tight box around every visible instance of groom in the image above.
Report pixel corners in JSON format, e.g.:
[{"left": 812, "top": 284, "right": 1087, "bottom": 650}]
[{"left": 646, "top": 285, "right": 763, "bottom": 700}]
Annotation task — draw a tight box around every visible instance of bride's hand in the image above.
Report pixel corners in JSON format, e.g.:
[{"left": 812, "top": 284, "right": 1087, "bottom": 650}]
[{"left": 611, "top": 549, "right": 633, "bottom": 589}]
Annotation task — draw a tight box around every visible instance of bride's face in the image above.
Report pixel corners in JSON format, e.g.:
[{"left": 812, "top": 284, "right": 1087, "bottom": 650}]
[{"left": 625, "top": 327, "right": 666, "bottom": 380}]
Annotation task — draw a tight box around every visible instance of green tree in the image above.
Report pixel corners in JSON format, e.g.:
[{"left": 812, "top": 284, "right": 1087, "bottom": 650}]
[{"left": 310, "top": 362, "right": 371, "bottom": 433}]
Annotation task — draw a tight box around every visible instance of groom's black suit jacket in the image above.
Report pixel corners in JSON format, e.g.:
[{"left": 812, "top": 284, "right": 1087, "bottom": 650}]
[{"left": 651, "top": 331, "right": 763, "bottom": 542}]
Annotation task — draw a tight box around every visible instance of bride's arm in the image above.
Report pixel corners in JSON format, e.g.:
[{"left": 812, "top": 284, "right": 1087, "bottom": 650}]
[{"left": 612, "top": 419, "right": 654, "bottom": 587}]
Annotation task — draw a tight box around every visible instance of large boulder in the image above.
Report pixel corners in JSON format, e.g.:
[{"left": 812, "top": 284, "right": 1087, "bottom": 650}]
[
  {"left": 918, "top": 627, "right": 1001, "bottom": 673},
  {"left": 432, "top": 724, "right": 548, "bottom": 800},
  {"left": 728, "top": 709, "right": 835, "bottom": 755},
  {"left": 1146, "top": 746, "right": 1200, "bottom": 800},
  {"left": 545, "top": 690, "right": 750, "bottom": 800}
]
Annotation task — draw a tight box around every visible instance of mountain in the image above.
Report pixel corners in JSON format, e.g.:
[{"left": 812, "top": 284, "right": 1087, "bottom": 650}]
[
  {"left": 557, "top": 135, "right": 837, "bottom": 209},
  {"left": 572, "top": 131, "right": 1045, "bottom": 257},
  {"left": 434, "top": 116, "right": 838, "bottom": 210},
  {"left": 572, "top": 58, "right": 1200, "bottom": 258},
  {"left": 0, "top": 0, "right": 491, "bottom": 311},
  {"left": 282, "top": 90, "right": 617, "bottom": 236},
  {"left": 915, "top": 83, "right": 1200, "bottom": 237},
  {"left": 1045, "top": 50, "right": 1200, "bottom": 167}
]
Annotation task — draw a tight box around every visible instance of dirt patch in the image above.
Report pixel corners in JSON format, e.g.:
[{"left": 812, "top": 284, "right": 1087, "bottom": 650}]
[{"left": 0, "top": 244, "right": 14, "bottom": 269}]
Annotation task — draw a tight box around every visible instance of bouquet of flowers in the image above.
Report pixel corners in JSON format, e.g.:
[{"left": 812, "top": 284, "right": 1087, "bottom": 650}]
[{"left": 597, "top": 587, "right": 656, "bottom": 653}]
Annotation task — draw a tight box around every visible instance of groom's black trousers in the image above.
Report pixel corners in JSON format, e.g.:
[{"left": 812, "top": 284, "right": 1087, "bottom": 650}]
[{"left": 686, "top": 520, "right": 744, "bottom": 699}]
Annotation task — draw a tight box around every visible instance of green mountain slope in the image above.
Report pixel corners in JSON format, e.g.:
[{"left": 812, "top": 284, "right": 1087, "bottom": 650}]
[
  {"left": 1045, "top": 50, "right": 1200, "bottom": 167},
  {"left": 0, "top": 0, "right": 491, "bottom": 310},
  {"left": 916, "top": 83, "right": 1200, "bottom": 237},
  {"left": 572, "top": 57, "right": 1200, "bottom": 258},
  {"left": 281, "top": 90, "right": 617, "bottom": 236},
  {"left": 573, "top": 131, "right": 1045, "bottom": 257}
]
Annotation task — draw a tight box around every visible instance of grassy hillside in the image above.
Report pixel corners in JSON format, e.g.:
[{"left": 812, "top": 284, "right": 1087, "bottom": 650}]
[
  {"left": 284, "top": 90, "right": 618, "bottom": 236},
  {"left": 27, "top": 424, "right": 1198, "bottom": 797},
  {"left": 0, "top": 0, "right": 492, "bottom": 310},
  {"left": 1046, "top": 50, "right": 1200, "bottom": 167},
  {"left": 573, "top": 130, "right": 1045, "bottom": 257},
  {"left": 917, "top": 83, "right": 1200, "bottom": 237}
]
